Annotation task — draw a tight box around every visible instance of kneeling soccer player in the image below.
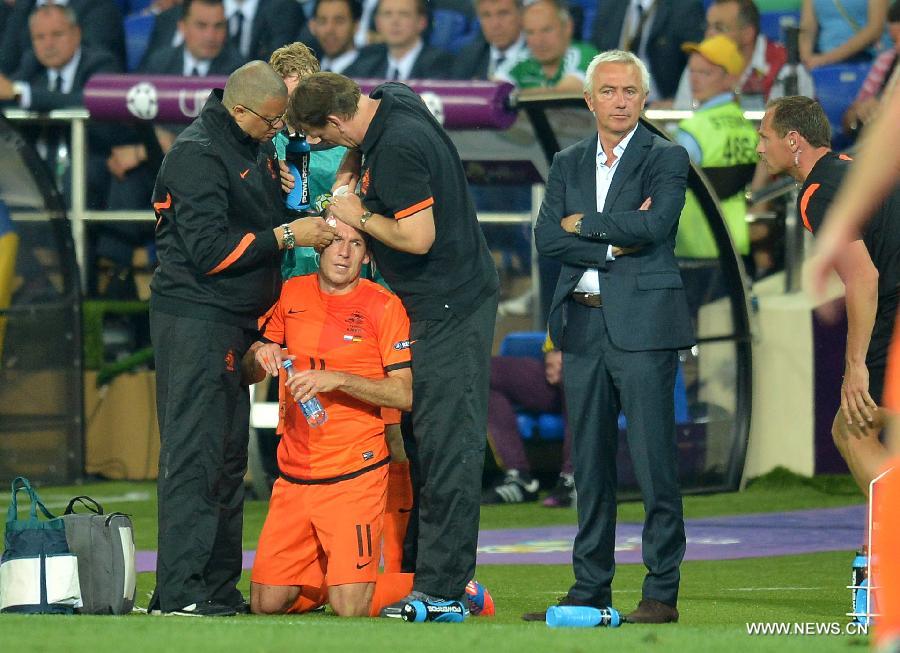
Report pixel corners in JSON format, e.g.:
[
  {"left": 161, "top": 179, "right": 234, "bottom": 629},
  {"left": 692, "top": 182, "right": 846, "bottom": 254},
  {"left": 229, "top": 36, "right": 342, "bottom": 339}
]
[{"left": 246, "top": 220, "right": 415, "bottom": 616}]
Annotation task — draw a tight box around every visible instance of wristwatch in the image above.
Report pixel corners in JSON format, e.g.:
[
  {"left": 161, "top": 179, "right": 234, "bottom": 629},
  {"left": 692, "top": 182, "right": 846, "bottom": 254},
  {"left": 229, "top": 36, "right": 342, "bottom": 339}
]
[
  {"left": 359, "top": 210, "right": 373, "bottom": 230},
  {"left": 573, "top": 218, "right": 583, "bottom": 236},
  {"left": 280, "top": 223, "right": 296, "bottom": 249}
]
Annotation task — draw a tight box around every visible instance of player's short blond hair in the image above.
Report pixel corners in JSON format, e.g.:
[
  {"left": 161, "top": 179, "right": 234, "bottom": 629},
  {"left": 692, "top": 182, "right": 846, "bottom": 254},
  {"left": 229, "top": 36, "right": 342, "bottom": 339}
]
[{"left": 269, "top": 42, "right": 320, "bottom": 80}]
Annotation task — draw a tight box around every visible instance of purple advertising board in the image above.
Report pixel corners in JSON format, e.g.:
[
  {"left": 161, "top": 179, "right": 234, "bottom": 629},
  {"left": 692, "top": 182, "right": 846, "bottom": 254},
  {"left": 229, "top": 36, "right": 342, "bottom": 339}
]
[{"left": 83, "top": 75, "right": 517, "bottom": 130}]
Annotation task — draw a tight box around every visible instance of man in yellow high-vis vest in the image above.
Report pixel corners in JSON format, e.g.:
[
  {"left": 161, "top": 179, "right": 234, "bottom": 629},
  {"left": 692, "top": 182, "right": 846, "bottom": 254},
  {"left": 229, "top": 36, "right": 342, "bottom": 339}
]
[{"left": 674, "top": 34, "right": 758, "bottom": 316}]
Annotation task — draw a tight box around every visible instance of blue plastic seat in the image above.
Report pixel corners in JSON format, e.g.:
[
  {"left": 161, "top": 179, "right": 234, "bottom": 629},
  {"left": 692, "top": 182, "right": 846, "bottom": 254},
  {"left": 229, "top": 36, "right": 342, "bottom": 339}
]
[
  {"left": 124, "top": 13, "right": 155, "bottom": 72},
  {"left": 498, "top": 331, "right": 691, "bottom": 442},
  {"left": 812, "top": 62, "right": 871, "bottom": 148},
  {"left": 759, "top": 10, "right": 800, "bottom": 44},
  {"left": 429, "top": 9, "right": 478, "bottom": 54}
]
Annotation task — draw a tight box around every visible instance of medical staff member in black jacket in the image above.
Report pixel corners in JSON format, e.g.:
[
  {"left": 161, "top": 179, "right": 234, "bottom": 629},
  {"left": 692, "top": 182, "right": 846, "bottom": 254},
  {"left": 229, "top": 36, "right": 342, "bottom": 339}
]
[{"left": 147, "top": 60, "right": 336, "bottom": 617}]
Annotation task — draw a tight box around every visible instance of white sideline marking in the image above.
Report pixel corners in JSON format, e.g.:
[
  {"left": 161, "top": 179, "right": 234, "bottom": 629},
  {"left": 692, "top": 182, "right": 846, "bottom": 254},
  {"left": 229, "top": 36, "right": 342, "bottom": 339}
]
[{"left": 0, "top": 491, "right": 152, "bottom": 512}]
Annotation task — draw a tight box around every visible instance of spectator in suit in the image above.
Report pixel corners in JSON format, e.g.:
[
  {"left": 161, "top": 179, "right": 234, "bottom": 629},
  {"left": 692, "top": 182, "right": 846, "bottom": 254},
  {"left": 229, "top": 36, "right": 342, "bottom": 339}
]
[
  {"left": 0, "top": 4, "right": 121, "bottom": 209},
  {"left": 499, "top": 0, "right": 597, "bottom": 94},
  {"left": 452, "top": 0, "right": 525, "bottom": 80},
  {"left": 669, "top": 0, "right": 815, "bottom": 110},
  {"left": 310, "top": 0, "right": 361, "bottom": 74},
  {"left": 223, "top": 0, "right": 305, "bottom": 61},
  {"left": 140, "top": 0, "right": 245, "bottom": 77},
  {"left": 589, "top": 0, "right": 705, "bottom": 102},
  {"left": 102, "top": 0, "right": 245, "bottom": 284},
  {"left": 0, "top": 0, "right": 126, "bottom": 75},
  {"left": 345, "top": 0, "right": 452, "bottom": 80},
  {"left": 140, "top": 0, "right": 302, "bottom": 68}
]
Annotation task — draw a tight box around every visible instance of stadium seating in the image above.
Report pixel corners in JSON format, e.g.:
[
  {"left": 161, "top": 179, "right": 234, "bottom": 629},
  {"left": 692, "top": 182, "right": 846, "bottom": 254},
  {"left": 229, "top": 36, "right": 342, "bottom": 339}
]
[
  {"left": 498, "top": 331, "right": 690, "bottom": 442},
  {"left": 124, "top": 13, "right": 155, "bottom": 72},
  {"left": 812, "top": 61, "right": 871, "bottom": 148},
  {"left": 429, "top": 9, "right": 478, "bottom": 54},
  {"left": 759, "top": 10, "right": 800, "bottom": 44}
]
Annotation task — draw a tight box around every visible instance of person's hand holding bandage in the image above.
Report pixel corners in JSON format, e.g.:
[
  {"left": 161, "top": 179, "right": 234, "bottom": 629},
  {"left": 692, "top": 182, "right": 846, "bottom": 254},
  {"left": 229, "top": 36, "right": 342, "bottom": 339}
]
[{"left": 328, "top": 189, "right": 367, "bottom": 230}]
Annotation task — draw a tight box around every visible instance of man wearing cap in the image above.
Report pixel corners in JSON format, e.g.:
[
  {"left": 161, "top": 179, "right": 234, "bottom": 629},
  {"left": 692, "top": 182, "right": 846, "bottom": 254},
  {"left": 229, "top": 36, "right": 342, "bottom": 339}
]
[{"left": 674, "top": 34, "right": 759, "bottom": 314}]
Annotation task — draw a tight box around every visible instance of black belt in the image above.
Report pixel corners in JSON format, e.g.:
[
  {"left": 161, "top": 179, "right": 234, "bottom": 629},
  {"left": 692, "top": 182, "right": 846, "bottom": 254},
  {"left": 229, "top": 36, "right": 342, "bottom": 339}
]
[{"left": 571, "top": 292, "right": 603, "bottom": 308}]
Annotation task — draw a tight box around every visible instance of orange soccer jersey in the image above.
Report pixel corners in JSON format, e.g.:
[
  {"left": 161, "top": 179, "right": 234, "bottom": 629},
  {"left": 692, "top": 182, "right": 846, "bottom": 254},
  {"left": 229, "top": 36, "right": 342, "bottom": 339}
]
[{"left": 260, "top": 274, "right": 411, "bottom": 482}]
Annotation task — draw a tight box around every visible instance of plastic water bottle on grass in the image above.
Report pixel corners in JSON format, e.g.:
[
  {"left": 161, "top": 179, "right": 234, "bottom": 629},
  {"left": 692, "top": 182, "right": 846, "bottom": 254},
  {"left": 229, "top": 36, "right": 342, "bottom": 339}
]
[{"left": 546, "top": 605, "right": 621, "bottom": 628}]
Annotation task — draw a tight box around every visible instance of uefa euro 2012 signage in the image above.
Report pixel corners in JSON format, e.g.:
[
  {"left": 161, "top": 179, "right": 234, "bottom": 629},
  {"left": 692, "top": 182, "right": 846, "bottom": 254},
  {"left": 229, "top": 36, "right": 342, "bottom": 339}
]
[{"left": 84, "top": 74, "right": 517, "bottom": 129}]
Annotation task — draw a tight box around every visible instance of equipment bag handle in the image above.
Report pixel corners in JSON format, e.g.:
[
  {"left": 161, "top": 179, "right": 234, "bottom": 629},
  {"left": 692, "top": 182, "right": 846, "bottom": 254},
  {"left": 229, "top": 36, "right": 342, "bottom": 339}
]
[
  {"left": 64, "top": 496, "right": 104, "bottom": 516},
  {"left": 7, "top": 476, "right": 56, "bottom": 524}
]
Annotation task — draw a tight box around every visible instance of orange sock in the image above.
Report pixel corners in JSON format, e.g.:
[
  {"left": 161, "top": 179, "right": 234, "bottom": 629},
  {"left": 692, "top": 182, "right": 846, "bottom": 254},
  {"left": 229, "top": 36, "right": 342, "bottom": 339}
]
[
  {"left": 369, "top": 572, "right": 415, "bottom": 616},
  {"left": 382, "top": 461, "right": 412, "bottom": 573}
]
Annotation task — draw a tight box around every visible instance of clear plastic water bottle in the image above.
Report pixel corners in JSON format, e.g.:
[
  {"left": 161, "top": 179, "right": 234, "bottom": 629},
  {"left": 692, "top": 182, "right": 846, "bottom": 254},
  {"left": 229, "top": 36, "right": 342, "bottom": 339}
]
[
  {"left": 284, "top": 133, "right": 311, "bottom": 213},
  {"left": 546, "top": 605, "right": 621, "bottom": 628},
  {"left": 282, "top": 359, "right": 327, "bottom": 427}
]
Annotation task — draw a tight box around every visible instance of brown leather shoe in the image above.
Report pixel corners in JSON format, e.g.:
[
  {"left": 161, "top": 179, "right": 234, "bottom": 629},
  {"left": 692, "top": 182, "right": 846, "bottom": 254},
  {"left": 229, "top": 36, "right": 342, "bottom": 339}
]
[
  {"left": 625, "top": 598, "right": 679, "bottom": 624},
  {"left": 522, "top": 594, "right": 594, "bottom": 622}
]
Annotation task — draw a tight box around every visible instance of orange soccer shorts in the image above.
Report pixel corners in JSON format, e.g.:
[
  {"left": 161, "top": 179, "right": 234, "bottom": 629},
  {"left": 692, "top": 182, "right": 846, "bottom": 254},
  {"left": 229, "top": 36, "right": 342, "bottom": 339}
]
[{"left": 251, "top": 465, "right": 388, "bottom": 601}]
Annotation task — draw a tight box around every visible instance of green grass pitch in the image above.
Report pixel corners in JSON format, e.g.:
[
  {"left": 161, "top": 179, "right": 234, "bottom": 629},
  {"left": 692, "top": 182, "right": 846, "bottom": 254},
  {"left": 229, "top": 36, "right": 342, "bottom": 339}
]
[{"left": 0, "top": 470, "right": 873, "bottom": 652}]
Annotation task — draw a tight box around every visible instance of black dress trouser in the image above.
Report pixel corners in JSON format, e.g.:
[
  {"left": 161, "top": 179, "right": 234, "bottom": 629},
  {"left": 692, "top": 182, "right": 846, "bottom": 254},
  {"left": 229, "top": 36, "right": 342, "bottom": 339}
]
[
  {"left": 562, "top": 301, "right": 686, "bottom": 608},
  {"left": 149, "top": 309, "right": 256, "bottom": 612},
  {"left": 408, "top": 291, "right": 498, "bottom": 599}
]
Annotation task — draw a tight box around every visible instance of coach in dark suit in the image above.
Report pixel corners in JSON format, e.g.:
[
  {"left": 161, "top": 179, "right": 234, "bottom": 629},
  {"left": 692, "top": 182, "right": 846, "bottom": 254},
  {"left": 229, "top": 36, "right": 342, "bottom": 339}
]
[
  {"left": 590, "top": 0, "right": 704, "bottom": 101},
  {"left": 526, "top": 49, "right": 693, "bottom": 624},
  {"left": 0, "top": 0, "right": 125, "bottom": 75}
]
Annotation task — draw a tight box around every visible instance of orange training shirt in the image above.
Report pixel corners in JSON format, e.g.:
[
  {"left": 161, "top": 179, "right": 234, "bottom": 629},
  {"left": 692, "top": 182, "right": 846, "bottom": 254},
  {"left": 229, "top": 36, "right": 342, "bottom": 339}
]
[{"left": 260, "top": 274, "right": 411, "bottom": 482}]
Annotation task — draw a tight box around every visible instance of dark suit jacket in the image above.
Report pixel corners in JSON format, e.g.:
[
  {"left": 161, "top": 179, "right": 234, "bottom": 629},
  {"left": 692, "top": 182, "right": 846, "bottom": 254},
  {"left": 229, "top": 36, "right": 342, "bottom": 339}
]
[
  {"left": 590, "top": 0, "right": 704, "bottom": 100},
  {"left": 5, "top": 45, "right": 121, "bottom": 156},
  {"left": 534, "top": 122, "right": 695, "bottom": 352},
  {"left": 0, "top": 0, "right": 126, "bottom": 75},
  {"left": 13, "top": 45, "right": 122, "bottom": 112},
  {"left": 140, "top": 44, "right": 246, "bottom": 76},
  {"left": 139, "top": 0, "right": 304, "bottom": 69},
  {"left": 452, "top": 35, "right": 490, "bottom": 80},
  {"left": 344, "top": 42, "right": 453, "bottom": 79}
]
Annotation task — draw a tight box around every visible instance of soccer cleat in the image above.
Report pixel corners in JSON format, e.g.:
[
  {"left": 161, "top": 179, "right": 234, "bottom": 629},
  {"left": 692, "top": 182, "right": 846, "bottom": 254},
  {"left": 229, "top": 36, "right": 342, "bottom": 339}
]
[
  {"left": 465, "top": 579, "right": 495, "bottom": 617},
  {"left": 482, "top": 470, "right": 539, "bottom": 504},
  {"left": 542, "top": 473, "right": 575, "bottom": 508},
  {"left": 380, "top": 591, "right": 428, "bottom": 619},
  {"left": 166, "top": 600, "right": 237, "bottom": 617}
]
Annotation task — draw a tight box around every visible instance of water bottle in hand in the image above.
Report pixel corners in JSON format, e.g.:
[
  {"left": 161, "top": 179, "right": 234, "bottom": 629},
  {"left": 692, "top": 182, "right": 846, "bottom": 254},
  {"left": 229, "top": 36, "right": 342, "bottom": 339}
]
[
  {"left": 284, "top": 133, "right": 311, "bottom": 213},
  {"left": 282, "top": 359, "right": 327, "bottom": 427}
]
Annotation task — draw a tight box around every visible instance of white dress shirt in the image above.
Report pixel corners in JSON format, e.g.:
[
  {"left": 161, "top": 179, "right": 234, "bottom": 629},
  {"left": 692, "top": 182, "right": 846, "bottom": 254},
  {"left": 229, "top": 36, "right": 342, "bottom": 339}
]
[
  {"left": 224, "top": 0, "right": 259, "bottom": 58},
  {"left": 574, "top": 125, "right": 639, "bottom": 294},
  {"left": 183, "top": 50, "right": 212, "bottom": 77},
  {"left": 488, "top": 35, "right": 527, "bottom": 79},
  {"left": 321, "top": 49, "right": 359, "bottom": 74},
  {"left": 17, "top": 48, "right": 82, "bottom": 109},
  {"left": 387, "top": 39, "right": 423, "bottom": 81}
]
